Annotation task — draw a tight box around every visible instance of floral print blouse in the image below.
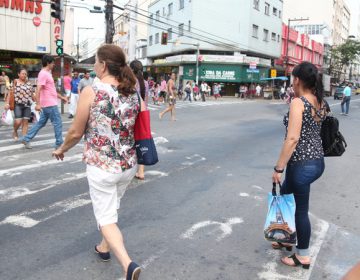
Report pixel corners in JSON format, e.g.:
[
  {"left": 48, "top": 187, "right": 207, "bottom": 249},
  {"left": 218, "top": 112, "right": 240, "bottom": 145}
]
[
  {"left": 14, "top": 81, "right": 34, "bottom": 106},
  {"left": 83, "top": 81, "right": 140, "bottom": 173}
]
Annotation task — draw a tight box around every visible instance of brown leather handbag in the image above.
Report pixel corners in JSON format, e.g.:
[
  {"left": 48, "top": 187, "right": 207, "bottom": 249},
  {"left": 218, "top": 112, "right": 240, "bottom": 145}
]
[{"left": 8, "top": 80, "right": 16, "bottom": 111}]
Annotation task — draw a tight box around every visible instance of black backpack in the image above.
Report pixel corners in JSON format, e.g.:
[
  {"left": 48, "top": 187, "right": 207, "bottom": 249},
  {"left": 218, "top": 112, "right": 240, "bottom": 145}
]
[{"left": 321, "top": 115, "right": 347, "bottom": 157}]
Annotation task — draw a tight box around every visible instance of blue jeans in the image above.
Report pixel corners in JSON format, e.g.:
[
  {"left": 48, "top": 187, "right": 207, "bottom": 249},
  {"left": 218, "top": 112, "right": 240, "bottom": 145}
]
[
  {"left": 22, "top": 105, "right": 63, "bottom": 147},
  {"left": 184, "top": 92, "right": 192, "bottom": 102},
  {"left": 280, "top": 158, "right": 325, "bottom": 256},
  {"left": 341, "top": 96, "right": 351, "bottom": 114}
]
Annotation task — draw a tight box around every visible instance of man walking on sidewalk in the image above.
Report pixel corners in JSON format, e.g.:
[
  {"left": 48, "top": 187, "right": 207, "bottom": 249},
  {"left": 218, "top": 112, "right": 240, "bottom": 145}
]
[
  {"left": 68, "top": 71, "right": 80, "bottom": 118},
  {"left": 21, "top": 55, "right": 67, "bottom": 149},
  {"left": 341, "top": 83, "right": 352, "bottom": 116}
]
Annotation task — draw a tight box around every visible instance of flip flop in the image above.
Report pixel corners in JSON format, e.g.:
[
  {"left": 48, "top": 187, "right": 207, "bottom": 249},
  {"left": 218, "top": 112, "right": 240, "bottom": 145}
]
[
  {"left": 281, "top": 254, "right": 310, "bottom": 269},
  {"left": 135, "top": 175, "right": 145, "bottom": 180}
]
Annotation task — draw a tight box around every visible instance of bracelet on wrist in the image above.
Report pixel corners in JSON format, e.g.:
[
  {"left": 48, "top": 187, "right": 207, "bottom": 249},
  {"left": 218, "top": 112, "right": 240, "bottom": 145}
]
[{"left": 273, "top": 166, "right": 284, "bottom": 173}]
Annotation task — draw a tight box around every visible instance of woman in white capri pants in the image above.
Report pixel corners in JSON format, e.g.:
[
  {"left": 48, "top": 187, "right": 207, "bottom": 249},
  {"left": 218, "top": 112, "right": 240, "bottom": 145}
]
[{"left": 53, "top": 44, "right": 144, "bottom": 280}]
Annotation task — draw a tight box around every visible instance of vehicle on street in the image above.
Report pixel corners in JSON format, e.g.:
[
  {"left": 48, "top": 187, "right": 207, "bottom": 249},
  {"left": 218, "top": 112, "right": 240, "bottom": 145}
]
[{"left": 334, "top": 86, "right": 344, "bottom": 100}]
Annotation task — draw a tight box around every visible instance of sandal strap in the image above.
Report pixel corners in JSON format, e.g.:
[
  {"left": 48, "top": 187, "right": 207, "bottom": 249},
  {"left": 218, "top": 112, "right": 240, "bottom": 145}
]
[{"left": 290, "top": 254, "right": 301, "bottom": 266}]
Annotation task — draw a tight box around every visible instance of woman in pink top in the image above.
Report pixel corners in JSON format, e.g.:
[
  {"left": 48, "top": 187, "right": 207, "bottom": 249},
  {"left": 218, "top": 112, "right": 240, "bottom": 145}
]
[{"left": 52, "top": 44, "right": 143, "bottom": 280}]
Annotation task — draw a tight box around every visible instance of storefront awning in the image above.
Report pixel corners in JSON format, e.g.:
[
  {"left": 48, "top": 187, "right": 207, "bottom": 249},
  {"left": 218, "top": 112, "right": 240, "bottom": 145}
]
[{"left": 260, "top": 76, "right": 288, "bottom": 81}]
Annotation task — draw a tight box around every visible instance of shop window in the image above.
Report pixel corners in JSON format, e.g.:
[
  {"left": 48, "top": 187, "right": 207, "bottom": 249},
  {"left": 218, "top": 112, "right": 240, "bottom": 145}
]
[
  {"left": 273, "top": 7, "right": 277, "bottom": 16},
  {"left": 252, "top": 24, "right": 259, "bottom": 38},
  {"left": 271, "top": 32, "right": 276, "bottom": 41},
  {"left": 156, "top": 10, "right": 160, "bottom": 21},
  {"left": 179, "top": 23, "right": 184, "bottom": 36},
  {"left": 265, "top": 2, "right": 270, "bottom": 15},
  {"left": 263, "top": 29, "right": 269, "bottom": 41},
  {"left": 168, "top": 3, "right": 173, "bottom": 15},
  {"left": 149, "top": 35, "right": 153, "bottom": 46}
]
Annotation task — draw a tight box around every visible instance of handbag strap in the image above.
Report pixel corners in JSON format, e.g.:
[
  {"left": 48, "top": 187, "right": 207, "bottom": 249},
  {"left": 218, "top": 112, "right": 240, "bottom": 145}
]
[
  {"left": 272, "top": 182, "right": 282, "bottom": 196},
  {"left": 136, "top": 91, "right": 142, "bottom": 111}
]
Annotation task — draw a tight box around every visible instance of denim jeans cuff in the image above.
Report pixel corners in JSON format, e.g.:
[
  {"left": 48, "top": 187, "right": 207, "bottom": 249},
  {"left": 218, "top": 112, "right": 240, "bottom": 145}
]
[{"left": 296, "top": 248, "right": 309, "bottom": 256}]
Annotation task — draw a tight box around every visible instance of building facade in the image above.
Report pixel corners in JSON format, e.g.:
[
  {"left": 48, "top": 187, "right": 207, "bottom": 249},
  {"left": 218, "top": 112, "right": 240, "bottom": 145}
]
[
  {"left": 282, "top": 0, "right": 350, "bottom": 46},
  {"left": 146, "top": 0, "right": 283, "bottom": 93},
  {"left": 275, "top": 23, "right": 324, "bottom": 77},
  {"left": 0, "top": 2, "right": 74, "bottom": 79},
  {"left": 113, "top": 0, "right": 151, "bottom": 65}
]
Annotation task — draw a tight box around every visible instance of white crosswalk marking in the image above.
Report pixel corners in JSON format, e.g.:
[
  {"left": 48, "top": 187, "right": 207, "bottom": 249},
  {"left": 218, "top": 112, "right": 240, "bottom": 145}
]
[{"left": 147, "top": 100, "right": 247, "bottom": 111}]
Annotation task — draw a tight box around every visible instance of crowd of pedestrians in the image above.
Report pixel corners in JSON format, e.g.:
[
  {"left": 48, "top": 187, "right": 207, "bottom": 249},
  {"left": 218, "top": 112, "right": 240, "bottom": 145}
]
[{"left": 1, "top": 47, "right": 359, "bottom": 279}]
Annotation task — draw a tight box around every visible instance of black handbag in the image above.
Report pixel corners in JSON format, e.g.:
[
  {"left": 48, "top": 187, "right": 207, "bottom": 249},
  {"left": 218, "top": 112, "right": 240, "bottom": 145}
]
[{"left": 321, "top": 115, "right": 347, "bottom": 157}]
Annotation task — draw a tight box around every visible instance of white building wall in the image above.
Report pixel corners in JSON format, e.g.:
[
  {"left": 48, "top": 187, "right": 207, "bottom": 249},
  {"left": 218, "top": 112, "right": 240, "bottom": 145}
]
[
  {"left": 147, "top": 0, "right": 282, "bottom": 59},
  {"left": 0, "top": 1, "right": 51, "bottom": 53}
]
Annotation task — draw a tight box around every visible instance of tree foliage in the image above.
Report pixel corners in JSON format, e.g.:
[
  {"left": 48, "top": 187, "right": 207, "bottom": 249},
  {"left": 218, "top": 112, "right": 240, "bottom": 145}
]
[{"left": 329, "top": 39, "right": 360, "bottom": 80}]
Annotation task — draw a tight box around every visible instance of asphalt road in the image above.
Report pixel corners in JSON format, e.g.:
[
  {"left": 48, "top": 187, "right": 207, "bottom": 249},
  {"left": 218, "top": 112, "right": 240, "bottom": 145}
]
[{"left": 0, "top": 96, "right": 359, "bottom": 280}]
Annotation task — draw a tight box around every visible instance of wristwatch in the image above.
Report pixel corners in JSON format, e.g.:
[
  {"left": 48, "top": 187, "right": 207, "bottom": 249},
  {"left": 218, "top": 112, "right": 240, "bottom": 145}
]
[{"left": 273, "top": 166, "right": 284, "bottom": 173}]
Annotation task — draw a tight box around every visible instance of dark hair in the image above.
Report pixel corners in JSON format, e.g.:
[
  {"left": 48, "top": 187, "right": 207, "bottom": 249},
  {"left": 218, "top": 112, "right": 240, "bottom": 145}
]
[
  {"left": 130, "top": 60, "right": 145, "bottom": 99},
  {"left": 97, "top": 44, "right": 137, "bottom": 96},
  {"left": 42, "top": 55, "right": 55, "bottom": 67},
  {"left": 143, "top": 71, "right": 149, "bottom": 81},
  {"left": 292, "top": 62, "right": 323, "bottom": 104},
  {"left": 18, "top": 67, "right": 27, "bottom": 74}
]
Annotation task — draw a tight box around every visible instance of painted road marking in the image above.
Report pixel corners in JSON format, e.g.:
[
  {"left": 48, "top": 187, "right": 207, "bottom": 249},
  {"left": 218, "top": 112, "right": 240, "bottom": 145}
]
[
  {"left": 181, "top": 217, "right": 243, "bottom": 241},
  {"left": 0, "top": 172, "right": 87, "bottom": 202},
  {"left": 181, "top": 154, "right": 206, "bottom": 166},
  {"left": 154, "top": 136, "right": 169, "bottom": 145},
  {"left": 257, "top": 213, "right": 330, "bottom": 280},
  {"left": 0, "top": 193, "right": 91, "bottom": 228},
  {"left": 0, "top": 153, "right": 83, "bottom": 177},
  {"left": 0, "top": 132, "right": 61, "bottom": 145},
  {"left": 0, "top": 137, "right": 82, "bottom": 153}
]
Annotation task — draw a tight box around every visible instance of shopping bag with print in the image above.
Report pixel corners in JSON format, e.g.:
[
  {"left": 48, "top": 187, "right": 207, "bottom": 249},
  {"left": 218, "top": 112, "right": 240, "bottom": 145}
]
[
  {"left": 1, "top": 110, "right": 14, "bottom": 126},
  {"left": 264, "top": 183, "right": 297, "bottom": 244}
]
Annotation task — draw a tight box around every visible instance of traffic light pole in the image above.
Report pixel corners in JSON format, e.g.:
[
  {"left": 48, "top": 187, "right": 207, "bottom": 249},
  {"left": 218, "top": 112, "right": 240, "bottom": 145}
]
[{"left": 60, "top": 0, "right": 65, "bottom": 114}]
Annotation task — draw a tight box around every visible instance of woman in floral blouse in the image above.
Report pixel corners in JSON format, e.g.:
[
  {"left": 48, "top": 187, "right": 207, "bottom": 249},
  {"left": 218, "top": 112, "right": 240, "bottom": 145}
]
[
  {"left": 52, "top": 44, "right": 144, "bottom": 280},
  {"left": 5, "top": 68, "right": 35, "bottom": 140}
]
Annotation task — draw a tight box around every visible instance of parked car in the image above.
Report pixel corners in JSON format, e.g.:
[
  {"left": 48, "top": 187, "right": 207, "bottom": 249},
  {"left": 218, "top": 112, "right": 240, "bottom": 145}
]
[{"left": 334, "top": 87, "right": 344, "bottom": 100}]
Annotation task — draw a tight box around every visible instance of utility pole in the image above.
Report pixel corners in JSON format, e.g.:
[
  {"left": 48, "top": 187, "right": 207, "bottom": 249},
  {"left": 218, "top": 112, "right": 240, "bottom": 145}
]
[{"left": 105, "top": 0, "right": 114, "bottom": 43}]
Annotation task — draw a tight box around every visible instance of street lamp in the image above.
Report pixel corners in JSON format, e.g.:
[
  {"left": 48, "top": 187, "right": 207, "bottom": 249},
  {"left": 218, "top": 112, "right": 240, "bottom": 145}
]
[
  {"left": 77, "top": 27, "right": 94, "bottom": 63},
  {"left": 172, "top": 40, "right": 200, "bottom": 85}
]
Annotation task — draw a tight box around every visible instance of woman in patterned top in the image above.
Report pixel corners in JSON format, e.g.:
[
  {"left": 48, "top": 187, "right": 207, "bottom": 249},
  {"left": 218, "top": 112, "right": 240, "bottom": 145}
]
[
  {"left": 52, "top": 44, "right": 143, "bottom": 280},
  {"left": 5, "top": 68, "right": 35, "bottom": 140},
  {"left": 272, "top": 62, "right": 327, "bottom": 269}
]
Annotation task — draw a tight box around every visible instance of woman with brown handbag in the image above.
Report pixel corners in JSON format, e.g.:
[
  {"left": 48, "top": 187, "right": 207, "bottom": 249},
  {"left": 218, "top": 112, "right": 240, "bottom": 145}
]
[{"left": 5, "top": 68, "right": 35, "bottom": 140}]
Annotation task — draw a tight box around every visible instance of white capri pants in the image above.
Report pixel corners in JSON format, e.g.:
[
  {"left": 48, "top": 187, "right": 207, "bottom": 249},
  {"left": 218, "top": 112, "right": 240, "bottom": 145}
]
[
  {"left": 69, "top": 93, "right": 79, "bottom": 115},
  {"left": 86, "top": 164, "right": 137, "bottom": 229}
]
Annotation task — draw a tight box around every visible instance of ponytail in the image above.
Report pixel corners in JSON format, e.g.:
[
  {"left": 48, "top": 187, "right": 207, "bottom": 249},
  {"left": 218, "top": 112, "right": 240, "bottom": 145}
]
[
  {"left": 315, "top": 74, "right": 324, "bottom": 105},
  {"left": 129, "top": 60, "right": 145, "bottom": 100},
  {"left": 115, "top": 65, "right": 137, "bottom": 97},
  {"left": 135, "top": 70, "right": 146, "bottom": 100}
]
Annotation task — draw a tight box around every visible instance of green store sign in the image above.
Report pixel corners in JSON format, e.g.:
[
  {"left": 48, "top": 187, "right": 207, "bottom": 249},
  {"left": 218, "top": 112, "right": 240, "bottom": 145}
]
[{"left": 183, "top": 64, "right": 268, "bottom": 83}]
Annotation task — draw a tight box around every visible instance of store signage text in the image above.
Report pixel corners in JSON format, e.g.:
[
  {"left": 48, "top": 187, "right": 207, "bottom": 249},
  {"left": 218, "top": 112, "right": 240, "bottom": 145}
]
[
  {"left": 201, "top": 70, "right": 236, "bottom": 81},
  {"left": 0, "top": 0, "right": 43, "bottom": 15}
]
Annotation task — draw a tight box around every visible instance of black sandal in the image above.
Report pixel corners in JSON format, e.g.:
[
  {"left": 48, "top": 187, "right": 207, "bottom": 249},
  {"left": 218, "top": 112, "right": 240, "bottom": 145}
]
[
  {"left": 271, "top": 242, "right": 293, "bottom": 251},
  {"left": 94, "top": 245, "right": 111, "bottom": 262},
  {"left": 281, "top": 254, "right": 310, "bottom": 269}
]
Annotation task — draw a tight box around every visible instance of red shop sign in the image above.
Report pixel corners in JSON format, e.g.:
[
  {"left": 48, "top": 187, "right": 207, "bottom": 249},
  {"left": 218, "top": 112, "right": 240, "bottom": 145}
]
[{"left": 33, "top": 16, "right": 41, "bottom": 27}]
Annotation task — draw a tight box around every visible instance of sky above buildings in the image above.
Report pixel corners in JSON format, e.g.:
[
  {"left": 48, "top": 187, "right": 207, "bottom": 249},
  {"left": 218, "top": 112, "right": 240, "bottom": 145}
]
[{"left": 71, "top": 0, "right": 360, "bottom": 59}]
